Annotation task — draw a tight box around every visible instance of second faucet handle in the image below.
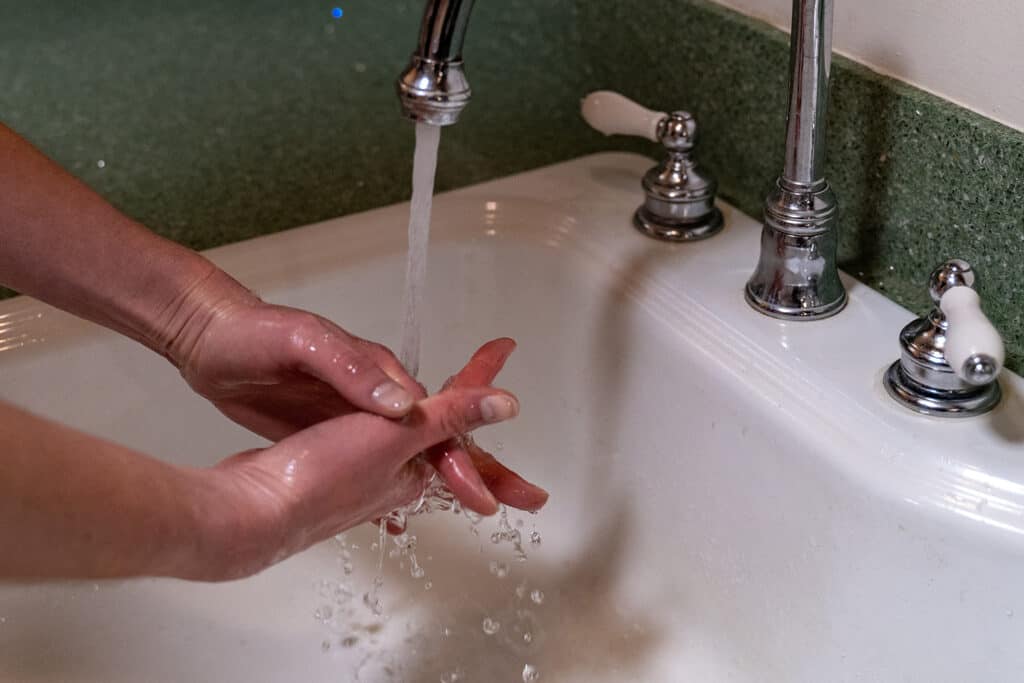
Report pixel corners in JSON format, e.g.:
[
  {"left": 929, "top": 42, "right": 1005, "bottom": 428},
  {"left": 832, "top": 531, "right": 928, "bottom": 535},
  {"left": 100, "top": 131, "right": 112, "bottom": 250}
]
[
  {"left": 580, "top": 90, "right": 722, "bottom": 242},
  {"left": 884, "top": 259, "right": 1004, "bottom": 417},
  {"left": 932, "top": 261, "right": 1005, "bottom": 385},
  {"left": 580, "top": 91, "right": 667, "bottom": 142}
]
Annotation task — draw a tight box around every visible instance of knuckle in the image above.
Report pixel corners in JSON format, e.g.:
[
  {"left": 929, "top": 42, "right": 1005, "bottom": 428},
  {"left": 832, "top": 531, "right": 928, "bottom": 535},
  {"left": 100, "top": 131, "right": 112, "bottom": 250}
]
[
  {"left": 369, "top": 341, "right": 401, "bottom": 364},
  {"left": 437, "top": 402, "right": 472, "bottom": 436}
]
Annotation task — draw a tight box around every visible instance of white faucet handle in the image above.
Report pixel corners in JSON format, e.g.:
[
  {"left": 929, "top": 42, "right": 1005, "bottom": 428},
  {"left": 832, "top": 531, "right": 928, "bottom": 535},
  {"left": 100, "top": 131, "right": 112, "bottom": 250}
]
[
  {"left": 940, "top": 286, "right": 1005, "bottom": 385},
  {"left": 580, "top": 91, "right": 666, "bottom": 143}
]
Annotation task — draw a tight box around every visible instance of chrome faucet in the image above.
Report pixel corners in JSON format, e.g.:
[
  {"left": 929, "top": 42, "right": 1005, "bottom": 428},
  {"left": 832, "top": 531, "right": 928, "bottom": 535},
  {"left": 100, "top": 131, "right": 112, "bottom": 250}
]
[
  {"left": 745, "top": 0, "right": 847, "bottom": 320},
  {"left": 397, "top": 0, "right": 477, "bottom": 126}
]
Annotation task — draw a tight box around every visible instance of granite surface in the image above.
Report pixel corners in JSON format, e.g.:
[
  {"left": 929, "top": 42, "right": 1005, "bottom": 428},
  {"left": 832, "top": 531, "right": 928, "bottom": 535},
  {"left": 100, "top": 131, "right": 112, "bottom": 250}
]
[{"left": 0, "top": 0, "right": 1021, "bottom": 372}]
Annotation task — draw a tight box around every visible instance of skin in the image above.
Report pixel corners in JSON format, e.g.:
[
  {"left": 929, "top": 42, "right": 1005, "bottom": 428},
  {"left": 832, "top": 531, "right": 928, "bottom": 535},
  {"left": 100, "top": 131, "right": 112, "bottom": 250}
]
[{"left": 0, "top": 123, "right": 547, "bottom": 581}]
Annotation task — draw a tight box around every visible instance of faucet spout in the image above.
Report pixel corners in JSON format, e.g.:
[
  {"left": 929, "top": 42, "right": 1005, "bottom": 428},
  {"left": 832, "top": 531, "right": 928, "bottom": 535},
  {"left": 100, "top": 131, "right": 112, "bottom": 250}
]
[
  {"left": 782, "top": 0, "right": 831, "bottom": 186},
  {"left": 744, "top": 0, "right": 847, "bottom": 320},
  {"left": 397, "top": 0, "right": 478, "bottom": 126}
]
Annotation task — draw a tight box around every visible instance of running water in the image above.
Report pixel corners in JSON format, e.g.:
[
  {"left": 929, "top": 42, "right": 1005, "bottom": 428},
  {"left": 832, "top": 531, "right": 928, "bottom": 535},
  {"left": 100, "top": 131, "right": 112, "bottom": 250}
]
[
  {"left": 333, "top": 121, "right": 544, "bottom": 682},
  {"left": 399, "top": 122, "right": 442, "bottom": 378},
  {"left": 363, "top": 122, "right": 442, "bottom": 616}
]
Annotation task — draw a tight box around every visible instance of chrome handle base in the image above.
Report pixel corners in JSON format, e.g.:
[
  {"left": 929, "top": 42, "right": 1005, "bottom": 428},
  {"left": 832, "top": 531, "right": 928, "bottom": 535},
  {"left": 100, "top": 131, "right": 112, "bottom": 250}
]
[
  {"left": 884, "top": 360, "right": 1001, "bottom": 418},
  {"left": 633, "top": 111, "right": 723, "bottom": 242},
  {"left": 883, "top": 259, "right": 1003, "bottom": 418}
]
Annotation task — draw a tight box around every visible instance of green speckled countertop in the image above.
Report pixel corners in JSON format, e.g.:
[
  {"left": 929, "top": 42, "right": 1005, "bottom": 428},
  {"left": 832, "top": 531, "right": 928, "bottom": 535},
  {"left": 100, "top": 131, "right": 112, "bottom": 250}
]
[{"left": 1, "top": 0, "right": 1022, "bottom": 372}]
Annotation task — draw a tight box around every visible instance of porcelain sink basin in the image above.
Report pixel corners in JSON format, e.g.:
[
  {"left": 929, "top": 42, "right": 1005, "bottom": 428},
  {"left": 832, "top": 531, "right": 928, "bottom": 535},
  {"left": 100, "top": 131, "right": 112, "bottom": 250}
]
[{"left": 1, "top": 152, "right": 1023, "bottom": 682}]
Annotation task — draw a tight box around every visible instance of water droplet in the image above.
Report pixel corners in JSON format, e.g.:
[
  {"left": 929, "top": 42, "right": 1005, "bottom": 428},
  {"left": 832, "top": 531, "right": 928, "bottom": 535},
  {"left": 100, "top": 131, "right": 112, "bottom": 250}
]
[
  {"left": 346, "top": 363, "right": 358, "bottom": 374},
  {"left": 523, "top": 632, "right": 533, "bottom": 643},
  {"left": 363, "top": 589, "right": 383, "bottom": 616},
  {"left": 530, "top": 531, "right": 542, "bottom": 545},
  {"left": 97, "top": 159, "right": 106, "bottom": 169},
  {"left": 314, "top": 605, "right": 334, "bottom": 622},
  {"left": 522, "top": 663, "right": 540, "bottom": 681},
  {"left": 530, "top": 589, "right": 544, "bottom": 605},
  {"left": 489, "top": 560, "right": 509, "bottom": 578},
  {"left": 482, "top": 617, "right": 501, "bottom": 635},
  {"left": 341, "top": 636, "right": 359, "bottom": 648},
  {"left": 442, "top": 626, "right": 452, "bottom": 637},
  {"left": 440, "top": 671, "right": 462, "bottom": 683},
  {"left": 308, "top": 344, "right": 317, "bottom": 352},
  {"left": 424, "top": 581, "right": 433, "bottom": 590}
]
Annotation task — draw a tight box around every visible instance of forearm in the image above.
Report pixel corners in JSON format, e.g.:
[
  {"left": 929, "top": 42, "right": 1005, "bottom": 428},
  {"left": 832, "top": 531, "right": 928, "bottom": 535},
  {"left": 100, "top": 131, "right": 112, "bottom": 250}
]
[
  {"left": 0, "top": 400, "right": 220, "bottom": 580},
  {"left": 0, "top": 123, "right": 247, "bottom": 356}
]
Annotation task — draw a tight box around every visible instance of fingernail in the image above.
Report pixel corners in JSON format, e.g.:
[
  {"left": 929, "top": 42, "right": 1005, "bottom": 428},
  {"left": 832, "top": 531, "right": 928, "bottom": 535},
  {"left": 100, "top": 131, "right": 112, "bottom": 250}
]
[
  {"left": 480, "top": 394, "right": 519, "bottom": 423},
  {"left": 372, "top": 380, "right": 414, "bottom": 412}
]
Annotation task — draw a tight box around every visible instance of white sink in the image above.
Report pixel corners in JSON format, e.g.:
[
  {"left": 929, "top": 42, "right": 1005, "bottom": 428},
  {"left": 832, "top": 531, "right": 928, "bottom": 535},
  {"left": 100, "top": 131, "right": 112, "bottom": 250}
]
[{"left": 1, "top": 152, "right": 1022, "bottom": 682}]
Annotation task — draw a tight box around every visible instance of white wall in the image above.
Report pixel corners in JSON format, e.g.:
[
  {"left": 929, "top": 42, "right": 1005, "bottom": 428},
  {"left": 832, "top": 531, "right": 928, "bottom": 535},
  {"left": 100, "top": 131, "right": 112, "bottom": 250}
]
[{"left": 711, "top": 0, "right": 1024, "bottom": 132}]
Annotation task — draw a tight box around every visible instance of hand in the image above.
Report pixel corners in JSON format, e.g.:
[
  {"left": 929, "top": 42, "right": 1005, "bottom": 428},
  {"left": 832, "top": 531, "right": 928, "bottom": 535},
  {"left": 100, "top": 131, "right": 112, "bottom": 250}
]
[
  {"left": 199, "top": 383, "right": 520, "bottom": 580},
  {"left": 165, "top": 275, "right": 423, "bottom": 442},
  {"left": 424, "top": 338, "right": 549, "bottom": 516}
]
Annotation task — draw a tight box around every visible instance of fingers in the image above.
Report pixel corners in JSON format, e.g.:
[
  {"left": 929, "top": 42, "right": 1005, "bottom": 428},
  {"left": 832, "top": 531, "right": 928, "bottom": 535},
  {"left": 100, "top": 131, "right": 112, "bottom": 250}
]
[
  {"left": 398, "top": 387, "right": 520, "bottom": 459},
  {"left": 463, "top": 439, "right": 549, "bottom": 512},
  {"left": 425, "top": 438, "right": 499, "bottom": 515},
  {"left": 431, "top": 337, "right": 547, "bottom": 514},
  {"left": 288, "top": 318, "right": 418, "bottom": 419},
  {"left": 443, "top": 338, "right": 517, "bottom": 390},
  {"left": 353, "top": 337, "right": 427, "bottom": 400}
]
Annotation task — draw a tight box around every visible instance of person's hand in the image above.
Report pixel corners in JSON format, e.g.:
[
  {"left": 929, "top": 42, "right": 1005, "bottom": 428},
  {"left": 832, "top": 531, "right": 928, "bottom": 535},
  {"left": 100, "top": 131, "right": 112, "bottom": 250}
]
[
  {"left": 197, "top": 382, "right": 520, "bottom": 580},
  {"left": 424, "top": 338, "right": 549, "bottom": 516},
  {"left": 163, "top": 275, "right": 423, "bottom": 442}
]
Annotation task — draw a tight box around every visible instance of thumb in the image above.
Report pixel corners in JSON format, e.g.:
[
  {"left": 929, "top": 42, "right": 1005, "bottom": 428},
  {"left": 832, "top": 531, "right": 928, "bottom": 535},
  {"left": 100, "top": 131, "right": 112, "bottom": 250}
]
[
  {"left": 393, "top": 387, "right": 520, "bottom": 462},
  {"left": 292, "top": 334, "right": 417, "bottom": 419}
]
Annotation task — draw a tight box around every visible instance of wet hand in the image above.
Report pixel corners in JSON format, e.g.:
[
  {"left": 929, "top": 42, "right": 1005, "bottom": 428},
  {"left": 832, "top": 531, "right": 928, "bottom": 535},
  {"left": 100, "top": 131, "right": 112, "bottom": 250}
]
[
  {"left": 424, "top": 338, "right": 549, "bottom": 516},
  {"left": 166, "top": 283, "right": 423, "bottom": 442},
  {"left": 201, "top": 383, "right": 519, "bottom": 580}
]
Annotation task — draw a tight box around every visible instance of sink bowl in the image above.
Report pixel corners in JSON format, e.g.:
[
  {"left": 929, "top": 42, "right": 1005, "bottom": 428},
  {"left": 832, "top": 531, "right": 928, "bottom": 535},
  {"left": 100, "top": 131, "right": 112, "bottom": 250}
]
[{"left": 1, "top": 152, "right": 1023, "bottom": 682}]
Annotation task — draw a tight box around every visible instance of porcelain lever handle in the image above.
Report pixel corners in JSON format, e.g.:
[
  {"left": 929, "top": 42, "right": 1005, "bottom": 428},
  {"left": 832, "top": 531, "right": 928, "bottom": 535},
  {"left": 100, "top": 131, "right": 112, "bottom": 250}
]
[
  {"left": 580, "top": 91, "right": 666, "bottom": 142},
  {"left": 940, "top": 286, "right": 1004, "bottom": 385}
]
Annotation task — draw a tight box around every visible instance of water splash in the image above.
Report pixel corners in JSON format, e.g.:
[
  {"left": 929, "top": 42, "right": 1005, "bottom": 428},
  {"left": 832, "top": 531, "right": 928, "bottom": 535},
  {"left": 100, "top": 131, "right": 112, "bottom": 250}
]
[{"left": 490, "top": 506, "right": 528, "bottom": 561}]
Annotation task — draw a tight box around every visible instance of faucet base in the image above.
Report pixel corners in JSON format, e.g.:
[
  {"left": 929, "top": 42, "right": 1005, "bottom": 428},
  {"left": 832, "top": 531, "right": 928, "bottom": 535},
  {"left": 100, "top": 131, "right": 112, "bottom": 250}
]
[
  {"left": 744, "top": 281, "right": 847, "bottom": 320},
  {"left": 884, "top": 361, "right": 1001, "bottom": 417},
  {"left": 634, "top": 206, "right": 723, "bottom": 242},
  {"left": 744, "top": 179, "right": 847, "bottom": 320}
]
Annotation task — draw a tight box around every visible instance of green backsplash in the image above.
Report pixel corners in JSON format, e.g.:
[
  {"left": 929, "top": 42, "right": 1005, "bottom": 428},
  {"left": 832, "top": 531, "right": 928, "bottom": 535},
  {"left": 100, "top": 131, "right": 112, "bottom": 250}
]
[{"left": 1, "top": 1, "right": 1022, "bottom": 371}]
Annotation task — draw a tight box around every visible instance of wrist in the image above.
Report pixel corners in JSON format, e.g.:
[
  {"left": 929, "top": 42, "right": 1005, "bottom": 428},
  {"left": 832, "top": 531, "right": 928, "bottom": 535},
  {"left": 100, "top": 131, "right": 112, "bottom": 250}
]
[
  {"left": 149, "top": 264, "right": 259, "bottom": 369},
  {"left": 176, "top": 458, "right": 292, "bottom": 582}
]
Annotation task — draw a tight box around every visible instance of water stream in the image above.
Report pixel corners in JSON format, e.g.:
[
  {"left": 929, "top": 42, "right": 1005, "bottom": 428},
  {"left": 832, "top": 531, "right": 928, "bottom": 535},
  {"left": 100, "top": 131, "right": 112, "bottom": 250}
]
[
  {"left": 323, "top": 122, "right": 543, "bottom": 681},
  {"left": 398, "top": 122, "right": 442, "bottom": 378}
]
